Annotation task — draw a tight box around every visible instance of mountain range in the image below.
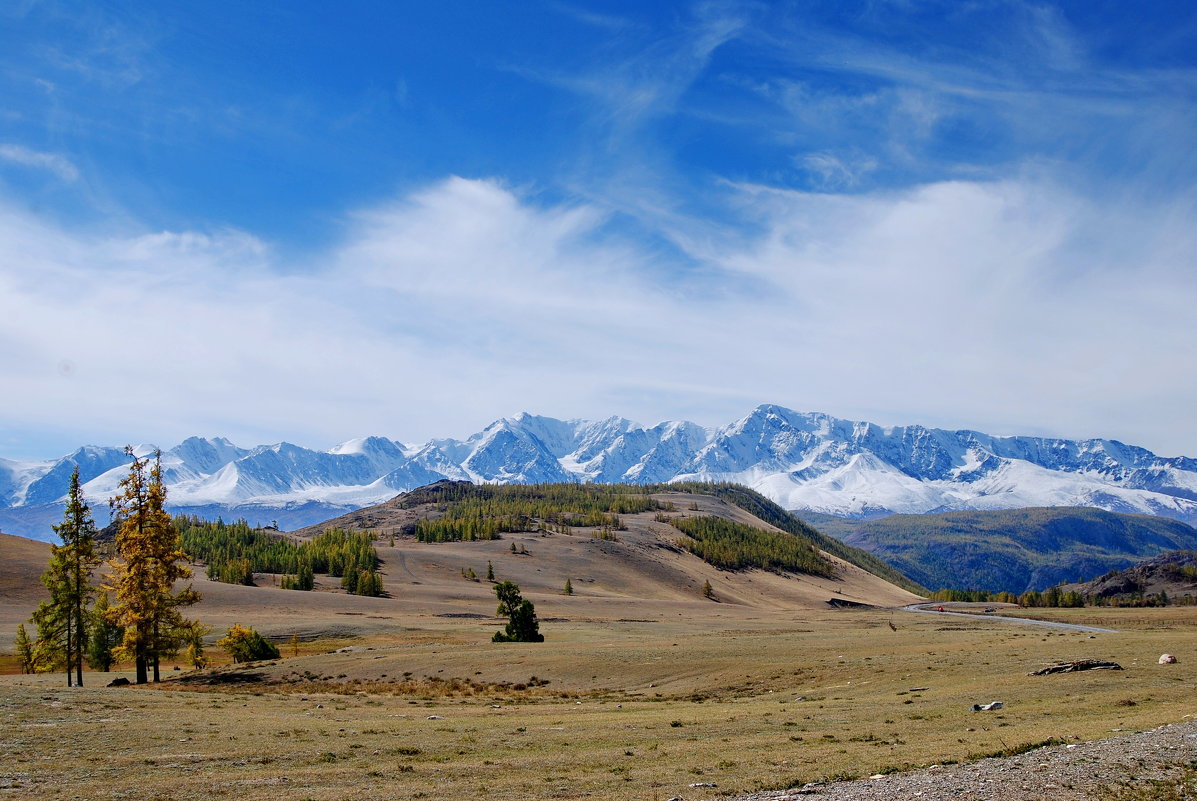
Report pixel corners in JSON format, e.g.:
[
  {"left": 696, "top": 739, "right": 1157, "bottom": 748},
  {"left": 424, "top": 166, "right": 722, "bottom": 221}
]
[{"left": 2, "top": 404, "right": 1196, "bottom": 542}]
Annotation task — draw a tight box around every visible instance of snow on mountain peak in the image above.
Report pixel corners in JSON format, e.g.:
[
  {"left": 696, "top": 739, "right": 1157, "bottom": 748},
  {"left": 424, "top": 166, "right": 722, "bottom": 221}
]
[{"left": 3, "top": 406, "right": 1197, "bottom": 543}]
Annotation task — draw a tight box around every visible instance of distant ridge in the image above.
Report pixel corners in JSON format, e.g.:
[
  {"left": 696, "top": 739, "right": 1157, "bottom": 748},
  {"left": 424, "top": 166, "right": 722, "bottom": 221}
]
[
  {"left": 805, "top": 507, "right": 1197, "bottom": 594},
  {"left": 1064, "top": 550, "right": 1197, "bottom": 602},
  {"left": 3, "top": 405, "right": 1196, "bottom": 541}
]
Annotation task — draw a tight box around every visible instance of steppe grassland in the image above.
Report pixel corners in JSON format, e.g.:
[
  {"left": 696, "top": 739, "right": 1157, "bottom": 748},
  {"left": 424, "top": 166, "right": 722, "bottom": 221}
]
[{"left": 4, "top": 607, "right": 1197, "bottom": 801}]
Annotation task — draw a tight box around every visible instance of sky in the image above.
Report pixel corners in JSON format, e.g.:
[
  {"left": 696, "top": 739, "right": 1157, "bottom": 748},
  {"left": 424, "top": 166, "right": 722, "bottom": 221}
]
[{"left": 1, "top": 0, "right": 1196, "bottom": 460}]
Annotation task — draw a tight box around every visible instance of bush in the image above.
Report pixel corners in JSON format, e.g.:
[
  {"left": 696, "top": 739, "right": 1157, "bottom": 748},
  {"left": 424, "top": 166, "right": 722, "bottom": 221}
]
[{"left": 217, "top": 624, "right": 280, "bottom": 663}]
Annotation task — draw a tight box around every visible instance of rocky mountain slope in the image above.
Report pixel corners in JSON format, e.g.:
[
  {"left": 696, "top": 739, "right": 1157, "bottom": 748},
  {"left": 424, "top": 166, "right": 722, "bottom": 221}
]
[
  {"left": 1063, "top": 549, "right": 1197, "bottom": 601},
  {"left": 3, "top": 404, "right": 1195, "bottom": 541}
]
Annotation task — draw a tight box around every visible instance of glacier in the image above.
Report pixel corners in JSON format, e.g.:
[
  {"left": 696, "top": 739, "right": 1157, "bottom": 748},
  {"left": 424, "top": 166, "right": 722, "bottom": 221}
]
[{"left": 3, "top": 404, "right": 1196, "bottom": 542}]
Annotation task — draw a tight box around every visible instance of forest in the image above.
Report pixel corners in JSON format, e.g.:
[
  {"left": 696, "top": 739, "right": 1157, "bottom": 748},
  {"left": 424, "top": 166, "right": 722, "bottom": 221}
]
[
  {"left": 670, "top": 515, "right": 836, "bottom": 576},
  {"left": 177, "top": 517, "right": 382, "bottom": 596},
  {"left": 410, "top": 482, "right": 664, "bottom": 542}
]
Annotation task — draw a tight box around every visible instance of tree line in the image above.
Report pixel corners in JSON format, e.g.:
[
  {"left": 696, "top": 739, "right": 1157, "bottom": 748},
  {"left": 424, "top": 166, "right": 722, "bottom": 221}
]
[{"left": 926, "top": 586, "right": 1192, "bottom": 607}]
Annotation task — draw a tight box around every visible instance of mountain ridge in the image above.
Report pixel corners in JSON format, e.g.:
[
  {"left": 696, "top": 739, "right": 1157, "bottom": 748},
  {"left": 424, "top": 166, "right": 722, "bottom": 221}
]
[{"left": 2, "top": 404, "right": 1196, "bottom": 541}]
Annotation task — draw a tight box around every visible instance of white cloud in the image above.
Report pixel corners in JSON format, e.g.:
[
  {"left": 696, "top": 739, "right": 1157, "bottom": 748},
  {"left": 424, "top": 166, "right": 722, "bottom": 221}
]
[
  {"left": 0, "top": 143, "right": 79, "bottom": 182},
  {"left": 0, "top": 169, "right": 1195, "bottom": 458}
]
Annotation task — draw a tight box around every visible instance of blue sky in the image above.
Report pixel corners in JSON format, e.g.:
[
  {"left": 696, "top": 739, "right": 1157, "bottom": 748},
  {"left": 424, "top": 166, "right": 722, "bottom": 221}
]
[{"left": 2, "top": 0, "right": 1196, "bottom": 459}]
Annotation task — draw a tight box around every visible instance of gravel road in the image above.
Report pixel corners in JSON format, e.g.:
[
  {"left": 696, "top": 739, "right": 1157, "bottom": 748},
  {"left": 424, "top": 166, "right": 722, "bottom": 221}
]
[
  {"left": 727, "top": 719, "right": 1197, "bottom": 801},
  {"left": 903, "top": 605, "right": 1117, "bottom": 634}
]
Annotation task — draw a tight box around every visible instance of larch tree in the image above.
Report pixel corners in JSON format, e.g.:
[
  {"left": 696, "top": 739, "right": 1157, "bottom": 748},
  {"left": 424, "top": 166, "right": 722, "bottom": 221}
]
[
  {"left": 105, "top": 449, "right": 201, "bottom": 684},
  {"left": 32, "top": 467, "right": 100, "bottom": 686},
  {"left": 14, "top": 623, "right": 36, "bottom": 674}
]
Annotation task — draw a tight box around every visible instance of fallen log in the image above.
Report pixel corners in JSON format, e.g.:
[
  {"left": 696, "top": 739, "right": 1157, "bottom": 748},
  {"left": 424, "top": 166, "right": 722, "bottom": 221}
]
[{"left": 1029, "top": 659, "right": 1124, "bottom": 676}]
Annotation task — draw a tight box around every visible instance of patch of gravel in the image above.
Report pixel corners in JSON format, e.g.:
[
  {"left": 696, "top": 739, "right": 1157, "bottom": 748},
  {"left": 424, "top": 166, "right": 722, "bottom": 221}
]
[{"left": 730, "top": 720, "right": 1197, "bottom": 801}]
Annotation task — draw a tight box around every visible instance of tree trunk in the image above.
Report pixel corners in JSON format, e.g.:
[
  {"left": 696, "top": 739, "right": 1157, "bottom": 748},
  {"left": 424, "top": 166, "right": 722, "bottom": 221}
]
[
  {"left": 65, "top": 608, "right": 73, "bottom": 687},
  {"left": 75, "top": 611, "right": 85, "bottom": 687},
  {"left": 135, "top": 656, "right": 148, "bottom": 685},
  {"left": 152, "top": 620, "right": 160, "bottom": 682}
]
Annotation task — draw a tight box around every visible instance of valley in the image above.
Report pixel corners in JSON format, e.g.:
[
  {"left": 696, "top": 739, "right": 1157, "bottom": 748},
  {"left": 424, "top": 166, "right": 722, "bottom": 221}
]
[{"left": 4, "top": 483, "right": 1197, "bottom": 800}]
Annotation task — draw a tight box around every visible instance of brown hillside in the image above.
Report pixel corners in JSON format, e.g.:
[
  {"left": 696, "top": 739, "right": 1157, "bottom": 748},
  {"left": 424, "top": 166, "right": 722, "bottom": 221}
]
[
  {"left": 1, "top": 486, "right": 922, "bottom": 651},
  {"left": 0, "top": 533, "right": 52, "bottom": 640},
  {"left": 290, "top": 485, "right": 921, "bottom": 613}
]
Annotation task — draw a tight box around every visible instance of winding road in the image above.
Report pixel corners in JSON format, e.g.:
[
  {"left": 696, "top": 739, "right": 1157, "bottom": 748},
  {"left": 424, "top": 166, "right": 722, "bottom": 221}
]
[{"left": 903, "top": 604, "right": 1116, "bottom": 633}]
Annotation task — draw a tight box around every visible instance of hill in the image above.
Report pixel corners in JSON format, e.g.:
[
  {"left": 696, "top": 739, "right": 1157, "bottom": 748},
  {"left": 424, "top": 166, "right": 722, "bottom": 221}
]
[
  {"left": 1064, "top": 550, "right": 1197, "bottom": 603},
  {"left": 0, "top": 533, "right": 51, "bottom": 640},
  {"left": 4, "top": 404, "right": 1197, "bottom": 542},
  {"left": 0, "top": 483, "right": 923, "bottom": 649},
  {"left": 802, "top": 507, "right": 1197, "bottom": 594}
]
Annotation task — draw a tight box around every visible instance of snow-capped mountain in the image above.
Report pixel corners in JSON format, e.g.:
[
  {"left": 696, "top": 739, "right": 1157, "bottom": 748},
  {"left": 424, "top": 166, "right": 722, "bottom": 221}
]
[{"left": 3, "top": 404, "right": 1196, "bottom": 542}]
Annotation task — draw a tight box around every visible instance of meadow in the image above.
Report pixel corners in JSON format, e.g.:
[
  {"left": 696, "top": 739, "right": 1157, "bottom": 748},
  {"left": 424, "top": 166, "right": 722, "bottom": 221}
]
[{"left": 4, "top": 605, "right": 1195, "bottom": 801}]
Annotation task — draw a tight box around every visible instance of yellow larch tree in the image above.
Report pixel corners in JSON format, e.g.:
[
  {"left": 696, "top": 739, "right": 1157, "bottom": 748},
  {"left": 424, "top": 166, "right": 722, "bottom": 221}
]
[{"left": 105, "top": 448, "right": 201, "bottom": 684}]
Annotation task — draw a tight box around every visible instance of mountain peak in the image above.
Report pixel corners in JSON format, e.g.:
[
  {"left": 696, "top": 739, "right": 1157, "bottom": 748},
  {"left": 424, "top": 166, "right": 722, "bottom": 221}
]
[{"left": 3, "top": 406, "right": 1196, "bottom": 543}]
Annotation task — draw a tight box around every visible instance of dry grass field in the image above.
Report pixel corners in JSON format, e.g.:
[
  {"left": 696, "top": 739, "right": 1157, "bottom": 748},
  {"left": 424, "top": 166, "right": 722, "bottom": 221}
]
[
  {"left": 4, "top": 603, "right": 1197, "bottom": 800},
  {"left": 4, "top": 497, "right": 1197, "bottom": 801}
]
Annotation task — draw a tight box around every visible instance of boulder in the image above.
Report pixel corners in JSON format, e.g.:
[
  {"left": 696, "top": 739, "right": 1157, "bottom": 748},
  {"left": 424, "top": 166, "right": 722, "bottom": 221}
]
[{"left": 1159, "top": 653, "right": 1178, "bottom": 664}]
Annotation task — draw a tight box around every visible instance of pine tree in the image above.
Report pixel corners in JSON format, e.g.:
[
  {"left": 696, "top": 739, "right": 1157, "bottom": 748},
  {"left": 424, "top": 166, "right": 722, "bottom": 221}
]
[
  {"left": 491, "top": 581, "right": 543, "bottom": 643},
  {"left": 106, "top": 450, "right": 201, "bottom": 684},
  {"left": 33, "top": 468, "right": 100, "bottom": 686},
  {"left": 563, "top": 578, "right": 573, "bottom": 596},
  {"left": 702, "top": 579, "right": 714, "bottom": 600},
  {"left": 86, "top": 591, "right": 122, "bottom": 671},
  {"left": 487, "top": 560, "right": 495, "bottom": 581}
]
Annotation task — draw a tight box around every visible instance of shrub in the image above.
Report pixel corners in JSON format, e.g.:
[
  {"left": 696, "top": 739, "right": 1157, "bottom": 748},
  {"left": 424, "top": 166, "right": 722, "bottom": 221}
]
[{"left": 218, "top": 624, "right": 281, "bottom": 663}]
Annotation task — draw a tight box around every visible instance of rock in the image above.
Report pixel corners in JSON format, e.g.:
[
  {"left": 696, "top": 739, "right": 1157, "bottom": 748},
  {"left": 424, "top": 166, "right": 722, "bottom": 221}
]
[
  {"left": 107, "top": 677, "right": 131, "bottom": 687},
  {"left": 1029, "top": 659, "right": 1123, "bottom": 675},
  {"left": 971, "top": 701, "right": 1004, "bottom": 711},
  {"left": 1159, "top": 654, "right": 1178, "bottom": 664}
]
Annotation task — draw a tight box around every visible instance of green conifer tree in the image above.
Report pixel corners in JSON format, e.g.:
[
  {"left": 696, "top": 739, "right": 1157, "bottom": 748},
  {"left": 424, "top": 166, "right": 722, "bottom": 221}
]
[
  {"left": 34, "top": 467, "right": 100, "bottom": 686},
  {"left": 491, "top": 581, "right": 544, "bottom": 643},
  {"left": 86, "top": 591, "right": 123, "bottom": 671}
]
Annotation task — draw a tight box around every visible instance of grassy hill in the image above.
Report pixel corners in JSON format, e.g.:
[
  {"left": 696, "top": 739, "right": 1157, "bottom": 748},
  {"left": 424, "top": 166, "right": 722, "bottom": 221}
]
[
  {"left": 802, "top": 507, "right": 1197, "bottom": 594},
  {"left": 1, "top": 482, "right": 923, "bottom": 650}
]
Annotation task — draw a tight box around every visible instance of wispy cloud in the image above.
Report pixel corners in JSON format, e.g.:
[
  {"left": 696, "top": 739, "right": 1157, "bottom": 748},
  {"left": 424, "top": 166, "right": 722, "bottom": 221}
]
[
  {"left": 2, "top": 166, "right": 1195, "bottom": 456},
  {"left": 0, "top": 143, "right": 79, "bottom": 182}
]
